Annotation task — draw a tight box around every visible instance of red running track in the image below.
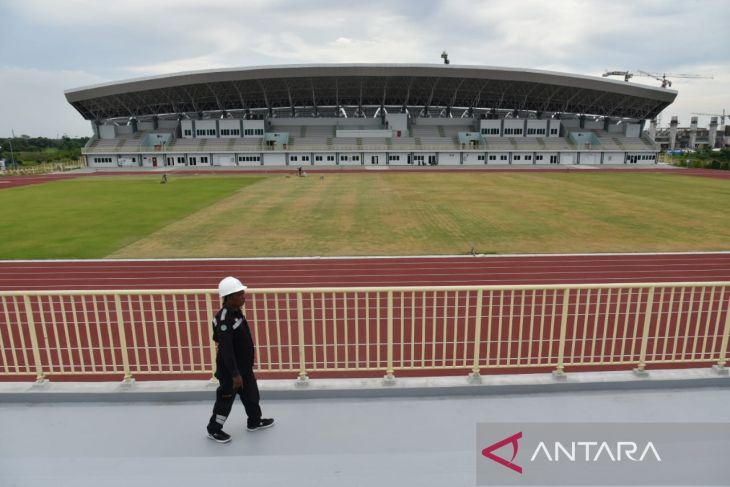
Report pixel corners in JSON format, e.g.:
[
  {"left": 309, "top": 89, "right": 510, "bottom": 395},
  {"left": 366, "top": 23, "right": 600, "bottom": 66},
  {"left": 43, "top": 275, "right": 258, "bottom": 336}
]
[{"left": 1, "top": 253, "right": 730, "bottom": 290}]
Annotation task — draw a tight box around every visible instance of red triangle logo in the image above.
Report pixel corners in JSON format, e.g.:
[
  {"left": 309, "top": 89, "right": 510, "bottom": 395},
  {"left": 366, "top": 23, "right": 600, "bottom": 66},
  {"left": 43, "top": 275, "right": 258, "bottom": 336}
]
[{"left": 481, "top": 431, "right": 523, "bottom": 474}]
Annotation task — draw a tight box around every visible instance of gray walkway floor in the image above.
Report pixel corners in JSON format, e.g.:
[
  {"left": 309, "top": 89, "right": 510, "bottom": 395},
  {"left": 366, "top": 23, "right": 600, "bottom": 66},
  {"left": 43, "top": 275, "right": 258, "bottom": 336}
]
[{"left": 1, "top": 386, "right": 729, "bottom": 487}]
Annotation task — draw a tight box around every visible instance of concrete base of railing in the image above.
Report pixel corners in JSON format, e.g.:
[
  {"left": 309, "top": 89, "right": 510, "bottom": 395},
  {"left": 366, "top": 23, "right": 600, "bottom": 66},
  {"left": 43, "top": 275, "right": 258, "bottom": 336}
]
[
  {"left": 712, "top": 364, "right": 729, "bottom": 376},
  {"left": 1, "top": 368, "right": 729, "bottom": 403}
]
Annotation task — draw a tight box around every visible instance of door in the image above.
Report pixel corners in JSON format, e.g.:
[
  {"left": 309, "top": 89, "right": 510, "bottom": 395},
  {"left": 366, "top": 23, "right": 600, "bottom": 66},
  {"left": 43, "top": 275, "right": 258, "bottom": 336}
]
[
  {"left": 428, "top": 155, "right": 437, "bottom": 165},
  {"left": 152, "top": 157, "right": 157, "bottom": 167},
  {"left": 371, "top": 155, "right": 379, "bottom": 165}
]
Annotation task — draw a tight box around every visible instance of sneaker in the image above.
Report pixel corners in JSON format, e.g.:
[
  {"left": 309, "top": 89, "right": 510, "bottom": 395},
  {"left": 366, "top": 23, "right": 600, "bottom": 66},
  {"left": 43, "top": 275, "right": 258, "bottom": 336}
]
[
  {"left": 247, "top": 418, "right": 275, "bottom": 432},
  {"left": 207, "top": 429, "right": 232, "bottom": 443}
]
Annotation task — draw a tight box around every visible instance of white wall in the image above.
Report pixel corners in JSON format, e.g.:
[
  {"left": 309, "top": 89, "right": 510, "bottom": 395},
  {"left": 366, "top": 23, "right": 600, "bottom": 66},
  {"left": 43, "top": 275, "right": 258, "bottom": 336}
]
[
  {"left": 213, "top": 154, "right": 236, "bottom": 166},
  {"left": 511, "top": 152, "right": 535, "bottom": 165},
  {"left": 385, "top": 113, "right": 408, "bottom": 138},
  {"left": 138, "top": 121, "right": 154, "bottom": 131},
  {"left": 559, "top": 152, "right": 578, "bottom": 164},
  {"left": 584, "top": 120, "right": 603, "bottom": 130},
  {"left": 219, "top": 120, "right": 241, "bottom": 138},
  {"left": 195, "top": 120, "right": 217, "bottom": 138},
  {"left": 625, "top": 123, "right": 641, "bottom": 138},
  {"left": 141, "top": 154, "right": 164, "bottom": 167},
  {"left": 99, "top": 125, "right": 116, "bottom": 139},
  {"left": 363, "top": 152, "right": 387, "bottom": 165},
  {"left": 579, "top": 152, "right": 600, "bottom": 164},
  {"left": 181, "top": 120, "right": 194, "bottom": 138},
  {"left": 262, "top": 153, "right": 286, "bottom": 165},
  {"left": 526, "top": 120, "right": 548, "bottom": 137},
  {"left": 313, "top": 153, "right": 337, "bottom": 166},
  {"left": 480, "top": 120, "right": 502, "bottom": 137},
  {"left": 242, "top": 120, "right": 265, "bottom": 138},
  {"left": 503, "top": 120, "right": 525, "bottom": 137},
  {"left": 462, "top": 152, "right": 486, "bottom": 165},
  {"left": 337, "top": 129, "right": 391, "bottom": 138},
  {"left": 602, "top": 152, "right": 625, "bottom": 164},
  {"left": 159, "top": 120, "right": 178, "bottom": 130},
  {"left": 117, "top": 155, "right": 138, "bottom": 167},
  {"left": 437, "top": 152, "right": 461, "bottom": 165},
  {"left": 386, "top": 153, "right": 409, "bottom": 165},
  {"left": 338, "top": 152, "right": 363, "bottom": 166}
]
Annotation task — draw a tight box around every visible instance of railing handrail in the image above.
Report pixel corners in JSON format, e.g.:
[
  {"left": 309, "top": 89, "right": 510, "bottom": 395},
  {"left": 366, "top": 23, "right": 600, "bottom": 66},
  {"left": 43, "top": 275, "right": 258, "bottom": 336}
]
[{"left": 2, "top": 281, "right": 730, "bottom": 297}]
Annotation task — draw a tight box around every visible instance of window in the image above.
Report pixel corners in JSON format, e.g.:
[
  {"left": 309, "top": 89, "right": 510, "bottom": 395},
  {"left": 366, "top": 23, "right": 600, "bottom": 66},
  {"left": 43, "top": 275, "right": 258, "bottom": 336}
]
[
  {"left": 478, "top": 155, "right": 485, "bottom": 161},
  {"left": 327, "top": 155, "right": 335, "bottom": 161},
  {"left": 389, "top": 155, "right": 400, "bottom": 161},
  {"left": 177, "top": 157, "right": 185, "bottom": 163},
  {"left": 353, "top": 155, "right": 360, "bottom": 161},
  {"left": 196, "top": 129, "right": 205, "bottom": 136},
  {"left": 232, "top": 129, "right": 240, "bottom": 136},
  {"left": 550, "top": 129, "right": 558, "bottom": 135},
  {"left": 184, "top": 129, "right": 192, "bottom": 136},
  {"left": 536, "top": 155, "right": 544, "bottom": 161},
  {"left": 256, "top": 129, "right": 264, "bottom": 135},
  {"left": 291, "top": 156, "right": 298, "bottom": 162},
  {"left": 302, "top": 156, "right": 310, "bottom": 162},
  {"left": 525, "top": 155, "right": 532, "bottom": 161},
  {"left": 500, "top": 155, "right": 507, "bottom": 161},
  {"left": 200, "top": 156, "right": 208, "bottom": 163},
  {"left": 489, "top": 155, "right": 496, "bottom": 161},
  {"left": 340, "top": 155, "right": 348, "bottom": 161},
  {"left": 315, "top": 155, "right": 323, "bottom": 162},
  {"left": 513, "top": 155, "right": 521, "bottom": 161}
]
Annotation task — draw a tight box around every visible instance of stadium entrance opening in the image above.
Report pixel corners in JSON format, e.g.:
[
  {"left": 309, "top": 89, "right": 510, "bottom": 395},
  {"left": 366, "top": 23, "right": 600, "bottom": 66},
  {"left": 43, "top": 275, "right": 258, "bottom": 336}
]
[
  {"left": 428, "top": 155, "right": 437, "bottom": 165},
  {"left": 371, "top": 155, "right": 379, "bottom": 165}
]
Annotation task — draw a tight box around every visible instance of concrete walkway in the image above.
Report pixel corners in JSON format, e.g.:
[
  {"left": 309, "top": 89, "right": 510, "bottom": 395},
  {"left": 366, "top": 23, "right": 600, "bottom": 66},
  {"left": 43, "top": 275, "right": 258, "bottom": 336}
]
[{"left": 1, "top": 385, "right": 728, "bottom": 487}]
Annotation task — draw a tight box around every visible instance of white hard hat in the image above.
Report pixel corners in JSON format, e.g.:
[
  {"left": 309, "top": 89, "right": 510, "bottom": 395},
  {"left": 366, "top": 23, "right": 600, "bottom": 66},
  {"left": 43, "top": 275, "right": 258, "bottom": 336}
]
[{"left": 218, "top": 276, "right": 247, "bottom": 298}]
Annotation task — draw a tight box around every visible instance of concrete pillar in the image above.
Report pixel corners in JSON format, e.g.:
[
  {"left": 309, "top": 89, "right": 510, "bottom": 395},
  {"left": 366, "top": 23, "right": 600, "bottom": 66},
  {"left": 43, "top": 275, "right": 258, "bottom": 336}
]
[
  {"left": 669, "top": 116, "right": 679, "bottom": 150},
  {"left": 91, "top": 121, "right": 100, "bottom": 138},
  {"left": 603, "top": 117, "right": 610, "bottom": 131},
  {"left": 130, "top": 118, "right": 138, "bottom": 133},
  {"left": 579, "top": 115, "right": 586, "bottom": 129},
  {"left": 689, "top": 116, "right": 698, "bottom": 149},
  {"left": 649, "top": 119, "right": 657, "bottom": 140},
  {"left": 152, "top": 116, "right": 159, "bottom": 130},
  {"left": 709, "top": 117, "right": 718, "bottom": 149}
]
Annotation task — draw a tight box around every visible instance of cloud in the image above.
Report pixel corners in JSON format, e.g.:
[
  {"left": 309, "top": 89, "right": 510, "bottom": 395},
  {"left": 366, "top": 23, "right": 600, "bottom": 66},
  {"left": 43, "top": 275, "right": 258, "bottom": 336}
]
[
  {"left": 0, "top": 67, "right": 104, "bottom": 137},
  {"left": 0, "top": 0, "right": 727, "bottom": 135}
]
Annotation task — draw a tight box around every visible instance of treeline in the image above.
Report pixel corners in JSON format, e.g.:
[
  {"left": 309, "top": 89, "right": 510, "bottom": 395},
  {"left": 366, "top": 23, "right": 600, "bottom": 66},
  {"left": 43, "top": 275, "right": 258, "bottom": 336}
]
[
  {"left": 670, "top": 147, "right": 730, "bottom": 170},
  {"left": 0, "top": 136, "right": 90, "bottom": 164}
]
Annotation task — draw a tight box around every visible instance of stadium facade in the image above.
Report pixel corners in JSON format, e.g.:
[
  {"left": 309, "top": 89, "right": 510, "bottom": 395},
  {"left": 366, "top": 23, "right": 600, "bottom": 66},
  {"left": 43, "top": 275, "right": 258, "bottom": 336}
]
[{"left": 65, "top": 64, "right": 677, "bottom": 169}]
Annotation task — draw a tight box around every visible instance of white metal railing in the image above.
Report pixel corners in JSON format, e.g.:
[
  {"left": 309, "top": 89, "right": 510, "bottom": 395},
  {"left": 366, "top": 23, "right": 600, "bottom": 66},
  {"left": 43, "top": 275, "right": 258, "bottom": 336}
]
[{"left": 1, "top": 282, "right": 729, "bottom": 383}]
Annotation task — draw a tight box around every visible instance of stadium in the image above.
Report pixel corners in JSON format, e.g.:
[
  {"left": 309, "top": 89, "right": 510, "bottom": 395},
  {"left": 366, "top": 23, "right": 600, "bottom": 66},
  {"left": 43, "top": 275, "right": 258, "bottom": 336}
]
[{"left": 65, "top": 64, "right": 676, "bottom": 169}]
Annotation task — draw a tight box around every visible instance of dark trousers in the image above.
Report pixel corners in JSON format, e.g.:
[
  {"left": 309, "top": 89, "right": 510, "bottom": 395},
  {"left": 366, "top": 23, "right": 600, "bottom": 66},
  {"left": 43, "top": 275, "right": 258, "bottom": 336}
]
[{"left": 207, "top": 369, "right": 262, "bottom": 432}]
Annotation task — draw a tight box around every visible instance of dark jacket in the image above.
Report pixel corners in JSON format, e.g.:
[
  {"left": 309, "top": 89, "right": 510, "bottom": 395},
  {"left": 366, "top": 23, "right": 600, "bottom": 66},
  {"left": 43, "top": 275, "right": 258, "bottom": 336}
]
[{"left": 212, "top": 306, "right": 255, "bottom": 378}]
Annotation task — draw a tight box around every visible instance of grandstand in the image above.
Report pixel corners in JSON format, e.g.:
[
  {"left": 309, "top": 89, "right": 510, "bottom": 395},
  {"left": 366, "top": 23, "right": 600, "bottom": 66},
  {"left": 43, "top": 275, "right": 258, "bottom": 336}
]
[{"left": 64, "top": 64, "right": 676, "bottom": 169}]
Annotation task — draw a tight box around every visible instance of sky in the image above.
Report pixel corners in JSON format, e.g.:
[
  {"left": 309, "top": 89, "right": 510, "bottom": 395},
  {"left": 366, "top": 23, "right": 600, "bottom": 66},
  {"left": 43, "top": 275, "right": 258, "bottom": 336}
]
[{"left": 0, "top": 0, "right": 727, "bottom": 138}]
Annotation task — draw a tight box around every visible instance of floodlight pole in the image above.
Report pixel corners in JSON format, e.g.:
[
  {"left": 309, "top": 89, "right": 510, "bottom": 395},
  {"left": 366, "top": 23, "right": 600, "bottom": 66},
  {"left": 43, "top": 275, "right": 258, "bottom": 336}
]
[{"left": 8, "top": 130, "right": 16, "bottom": 169}]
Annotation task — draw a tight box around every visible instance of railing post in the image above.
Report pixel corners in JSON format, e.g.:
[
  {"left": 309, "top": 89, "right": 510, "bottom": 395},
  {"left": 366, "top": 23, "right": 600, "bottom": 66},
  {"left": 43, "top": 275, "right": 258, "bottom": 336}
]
[
  {"left": 384, "top": 291, "right": 395, "bottom": 383},
  {"left": 206, "top": 293, "right": 217, "bottom": 384},
  {"left": 296, "top": 292, "right": 309, "bottom": 384},
  {"left": 714, "top": 289, "right": 730, "bottom": 375},
  {"left": 634, "top": 287, "right": 655, "bottom": 376},
  {"left": 553, "top": 289, "right": 570, "bottom": 378},
  {"left": 114, "top": 294, "right": 134, "bottom": 384},
  {"left": 468, "top": 290, "right": 484, "bottom": 383},
  {"left": 23, "top": 296, "right": 46, "bottom": 384}
]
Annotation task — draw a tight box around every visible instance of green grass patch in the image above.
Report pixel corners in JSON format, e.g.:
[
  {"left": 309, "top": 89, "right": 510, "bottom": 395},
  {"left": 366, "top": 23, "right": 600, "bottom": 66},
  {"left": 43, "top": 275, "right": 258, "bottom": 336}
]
[
  {"left": 109, "top": 172, "right": 730, "bottom": 258},
  {"left": 0, "top": 175, "right": 264, "bottom": 259}
]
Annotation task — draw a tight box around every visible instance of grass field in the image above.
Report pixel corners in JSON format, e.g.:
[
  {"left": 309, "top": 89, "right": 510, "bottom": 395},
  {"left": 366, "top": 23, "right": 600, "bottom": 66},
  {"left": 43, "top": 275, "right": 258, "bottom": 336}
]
[
  {"left": 0, "top": 176, "right": 263, "bottom": 259},
  {"left": 2, "top": 172, "right": 730, "bottom": 259}
]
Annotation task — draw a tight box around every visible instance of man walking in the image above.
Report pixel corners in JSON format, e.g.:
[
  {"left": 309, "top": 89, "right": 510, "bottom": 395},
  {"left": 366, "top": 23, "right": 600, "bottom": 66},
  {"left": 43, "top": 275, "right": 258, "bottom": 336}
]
[{"left": 206, "top": 276, "right": 274, "bottom": 443}]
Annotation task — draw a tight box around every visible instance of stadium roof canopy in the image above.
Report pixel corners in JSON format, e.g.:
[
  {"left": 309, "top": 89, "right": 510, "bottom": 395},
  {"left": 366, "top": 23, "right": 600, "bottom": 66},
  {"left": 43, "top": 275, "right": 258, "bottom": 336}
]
[{"left": 65, "top": 64, "right": 677, "bottom": 121}]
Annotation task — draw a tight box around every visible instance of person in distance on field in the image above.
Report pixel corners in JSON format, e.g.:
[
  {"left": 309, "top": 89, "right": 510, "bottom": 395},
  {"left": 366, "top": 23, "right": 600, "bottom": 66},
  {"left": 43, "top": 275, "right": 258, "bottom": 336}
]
[{"left": 205, "top": 276, "right": 274, "bottom": 443}]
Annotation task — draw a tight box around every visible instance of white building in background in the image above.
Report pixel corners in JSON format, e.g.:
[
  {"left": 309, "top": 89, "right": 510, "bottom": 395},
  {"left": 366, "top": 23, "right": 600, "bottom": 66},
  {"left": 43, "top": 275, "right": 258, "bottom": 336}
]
[{"left": 65, "top": 64, "right": 677, "bottom": 169}]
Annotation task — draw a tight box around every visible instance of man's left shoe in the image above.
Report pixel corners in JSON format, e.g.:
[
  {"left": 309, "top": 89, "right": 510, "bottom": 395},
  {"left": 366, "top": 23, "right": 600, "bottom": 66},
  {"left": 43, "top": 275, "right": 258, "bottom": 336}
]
[{"left": 247, "top": 418, "right": 275, "bottom": 432}]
